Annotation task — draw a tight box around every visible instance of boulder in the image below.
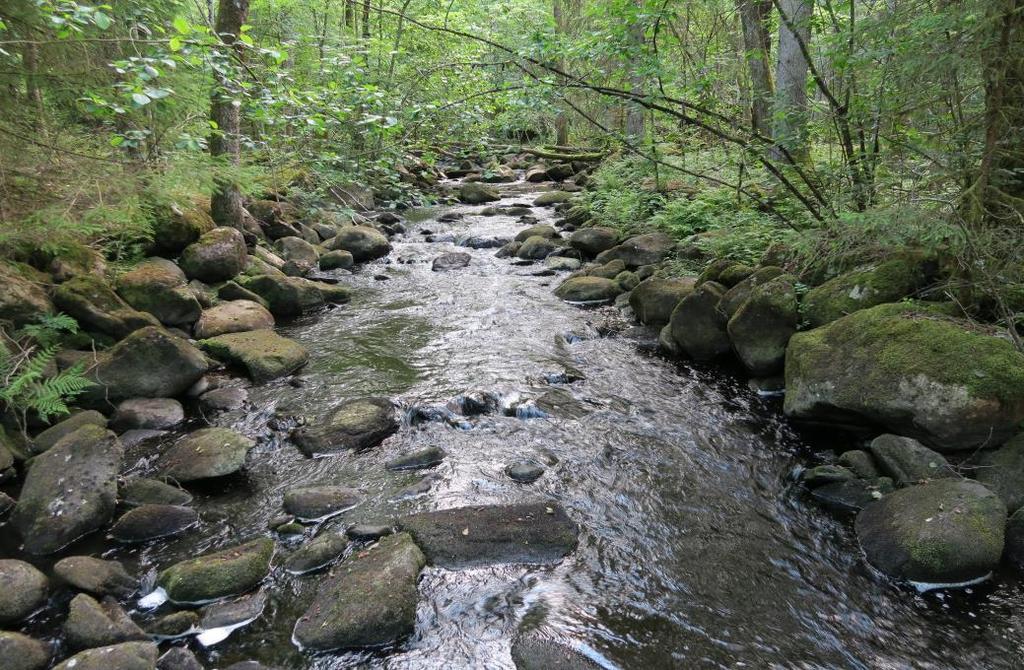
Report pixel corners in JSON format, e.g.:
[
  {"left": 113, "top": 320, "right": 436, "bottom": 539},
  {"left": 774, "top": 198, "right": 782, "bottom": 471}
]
[
  {"left": 284, "top": 533, "right": 349, "bottom": 575},
  {"left": 13, "top": 425, "right": 122, "bottom": 554},
  {"left": 517, "top": 236, "right": 557, "bottom": 260},
  {"left": 39, "top": 242, "right": 108, "bottom": 284},
  {"left": 855, "top": 479, "right": 1006, "bottom": 583},
  {"left": 0, "top": 264, "right": 54, "bottom": 328},
  {"left": 116, "top": 258, "right": 202, "bottom": 327},
  {"left": 554, "top": 277, "right": 622, "bottom": 303},
  {"left": 319, "top": 249, "right": 354, "bottom": 271},
  {"left": 629, "top": 277, "right": 695, "bottom": 327},
  {"left": 120, "top": 478, "right": 192, "bottom": 507},
  {"left": 53, "top": 642, "right": 158, "bottom": 670},
  {"left": 160, "top": 427, "right": 255, "bottom": 482},
  {"left": 0, "top": 560, "right": 48, "bottom": 624},
  {"left": 514, "top": 225, "right": 558, "bottom": 243},
  {"left": 594, "top": 232, "right": 673, "bottom": 269},
  {"left": 275, "top": 236, "right": 319, "bottom": 267},
  {"left": 386, "top": 446, "right": 446, "bottom": 471},
  {"left": 54, "top": 275, "right": 160, "bottom": 340},
  {"left": 194, "top": 300, "right": 275, "bottom": 339},
  {"left": 0, "top": 632, "right": 50, "bottom": 670},
  {"left": 31, "top": 410, "right": 107, "bottom": 454},
  {"left": 199, "top": 330, "right": 308, "bottom": 383},
  {"left": 545, "top": 257, "right": 581, "bottom": 272},
  {"left": 218, "top": 279, "right": 269, "bottom": 307},
  {"left": 326, "top": 226, "right": 391, "bottom": 263},
  {"left": 179, "top": 227, "right": 248, "bottom": 283},
  {"left": 81, "top": 327, "right": 208, "bottom": 404},
  {"left": 292, "top": 397, "right": 398, "bottom": 456},
  {"left": 156, "top": 647, "right": 202, "bottom": 670},
  {"left": 54, "top": 556, "right": 136, "bottom": 597},
  {"left": 65, "top": 594, "right": 147, "bottom": 650},
  {"left": 432, "top": 252, "right": 471, "bottom": 271},
  {"left": 784, "top": 303, "right": 1024, "bottom": 451},
  {"left": 717, "top": 262, "right": 755, "bottom": 287},
  {"left": 533, "top": 191, "right": 572, "bottom": 206},
  {"left": 568, "top": 227, "right": 618, "bottom": 258},
  {"left": 292, "top": 532, "right": 424, "bottom": 651},
  {"left": 868, "top": 434, "right": 954, "bottom": 486},
  {"left": 304, "top": 278, "right": 351, "bottom": 305},
  {"left": 668, "top": 281, "right": 729, "bottom": 361},
  {"left": 113, "top": 398, "right": 184, "bottom": 431},
  {"left": 803, "top": 256, "right": 934, "bottom": 327},
  {"left": 400, "top": 502, "right": 577, "bottom": 567},
  {"left": 110, "top": 504, "right": 198, "bottom": 543},
  {"left": 615, "top": 270, "right": 639, "bottom": 291},
  {"left": 969, "top": 433, "right": 1024, "bottom": 513},
  {"left": 458, "top": 183, "right": 500, "bottom": 204},
  {"left": 718, "top": 266, "right": 785, "bottom": 319},
  {"left": 726, "top": 274, "right": 799, "bottom": 375},
  {"left": 150, "top": 200, "right": 215, "bottom": 257},
  {"left": 510, "top": 638, "right": 602, "bottom": 670},
  {"left": 157, "top": 538, "right": 274, "bottom": 604},
  {"left": 283, "top": 485, "right": 361, "bottom": 521},
  {"left": 241, "top": 274, "right": 325, "bottom": 317},
  {"left": 200, "top": 387, "right": 247, "bottom": 411}
]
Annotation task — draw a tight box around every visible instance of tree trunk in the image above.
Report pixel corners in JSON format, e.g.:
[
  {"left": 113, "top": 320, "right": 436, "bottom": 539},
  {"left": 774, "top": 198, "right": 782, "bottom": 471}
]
[
  {"left": 978, "top": 0, "right": 1024, "bottom": 206},
  {"left": 624, "top": 0, "right": 646, "bottom": 141},
  {"left": 771, "top": 0, "right": 811, "bottom": 162},
  {"left": 210, "top": 0, "right": 251, "bottom": 230},
  {"left": 344, "top": 0, "right": 355, "bottom": 31},
  {"left": 553, "top": 0, "right": 570, "bottom": 146},
  {"left": 362, "top": 0, "right": 371, "bottom": 39},
  {"left": 737, "top": 0, "right": 773, "bottom": 137}
]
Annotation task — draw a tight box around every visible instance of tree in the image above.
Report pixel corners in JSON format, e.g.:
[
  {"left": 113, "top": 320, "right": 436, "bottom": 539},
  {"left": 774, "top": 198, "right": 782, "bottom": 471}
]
[
  {"left": 736, "top": 0, "right": 773, "bottom": 136},
  {"left": 210, "top": 0, "right": 252, "bottom": 230},
  {"left": 624, "top": 0, "right": 646, "bottom": 141},
  {"left": 771, "top": 0, "right": 811, "bottom": 162}
]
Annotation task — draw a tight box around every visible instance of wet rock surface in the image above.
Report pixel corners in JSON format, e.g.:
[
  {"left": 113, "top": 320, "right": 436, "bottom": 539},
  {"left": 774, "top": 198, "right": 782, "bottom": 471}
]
[
  {"left": 0, "top": 559, "right": 49, "bottom": 624},
  {"left": 157, "top": 538, "right": 274, "bottom": 604},
  {"left": 160, "top": 427, "right": 255, "bottom": 482},
  {"left": 292, "top": 397, "right": 398, "bottom": 456}
]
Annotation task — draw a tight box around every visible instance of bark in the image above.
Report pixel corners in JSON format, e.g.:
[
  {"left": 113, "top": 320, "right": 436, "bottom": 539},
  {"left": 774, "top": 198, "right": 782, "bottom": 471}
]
[
  {"left": 736, "top": 0, "right": 773, "bottom": 136},
  {"left": 625, "top": 0, "right": 646, "bottom": 141},
  {"left": 978, "top": 0, "right": 1024, "bottom": 206},
  {"left": 553, "top": 0, "right": 570, "bottom": 146},
  {"left": 771, "top": 0, "right": 811, "bottom": 162},
  {"left": 210, "top": 0, "right": 251, "bottom": 230},
  {"left": 362, "top": 0, "right": 371, "bottom": 39},
  {"left": 344, "top": 0, "right": 355, "bottom": 31}
]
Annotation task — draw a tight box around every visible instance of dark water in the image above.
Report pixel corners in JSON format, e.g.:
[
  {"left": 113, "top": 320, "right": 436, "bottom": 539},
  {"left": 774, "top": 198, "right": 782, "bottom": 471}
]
[{"left": 7, "top": 180, "right": 1024, "bottom": 669}]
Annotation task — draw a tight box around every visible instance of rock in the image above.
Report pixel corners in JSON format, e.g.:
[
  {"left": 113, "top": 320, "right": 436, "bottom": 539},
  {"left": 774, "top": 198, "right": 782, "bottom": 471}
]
[
  {"left": 0, "top": 631, "right": 50, "bottom": 670},
  {"left": 156, "top": 647, "right": 202, "bottom": 670},
  {"left": 511, "top": 638, "right": 602, "bottom": 670},
  {"left": 718, "top": 266, "right": 785, "bottom": 319},
  {"left": 0, "top": 491, "right": 14, "bottom": 516},
  {"left": 594, "top": 232, "right": 674, "bottom": 269},
  {"left": 568, "top": 227, "right": 618, "bottom": 258},
  {"left": 111, "top": 504, "right": 198, "bottom": 543},
  {"left": 432, "top": 252, "right": 471, "bottom": 271},
  {"left": 629, "top": 278, "right": 695, "bottom": 327},
  {"left": 554, "top": 276, "right": 622, "bottom": 303},
  {"left": 717, "top": 262, "right": 755, "bottom": 287},
  {"left": 13, "top": 425, "right": 122, "bottom": 554},
  {"left": 81, "top": 326, "right": 208, "bottom": 404},
  {"left": 54, "top": 275, "right": 160, "bottom": 340},
  {"left": 31, "top": 409, "right": 107, "bottom": 454},
  {"left": 969, "top": 433, "right": 1024, "bottom": 513},
  {"left": 158, "top": 538, "right": 274, "bottom": 604},
  {"left": 1006, "top": 508, "right": 1024, "bottom": 568},
  {"left": 0, "top": 560, "right": 48, "bottom": 624},
  {"left": 868, "top": 434, "right": 954, "bottom": 486},
  {"left": 615, "top": 270, "right": 640, "bottom": 291},
  {"left": 326, "top": 226, "right": 391, "bottom": 263},
  {"left": 194, "top": 300, "right": 275, "bottom": 339},
  {"left": 283, "top": 486, "right": 361, "bottom": 521},
  {"left": 495, "top": 241, "right": 521, "bottom": 258},
  {"left": 506, "top": 462, "right": 545, "bottom": 483},
  {"left": 305, "top": 278, "right": 351, "bottom": 305},
  {"left": 65, "top": 594, "right": 146, "bottom": 650},
  {"left": 346, "top": 524, "right": 394, "bottom": 541},
  {"left": 54, "top": 556, "right": 136, "bottom": 597},
  {"left": 809, "top": 478, "right": 894, "bottom": 513},
  {"left": 200, "top": 387, "right": 248, "bottom": 411},
  {"left": 293, "top": 397, "right": 398, "bottom": 456},
  {"left": 803, "top": 256, "right": 933, "bottom": 327},
  {"left": 784, "top": 303, "right": 1024, "bottom": 451},
  {"left": 319, "top": 249, "right": 354, "bottom": 271},
  {"left": 179, "top": 227, "right": 248, "bottom": 283},
  {"left": 0, "top": 264, "right": 54, "bottom": 328},
  {"left": 545, "top": 256, "right": 581, "bottom": 272},
  {"left": 150, "top": 201, "right": 215, "bottom": 257},
  {"left": 118, "top": 429, "right": 167, "bottom": 448},
  {"left": 199, "top": 330, "right": 308, "bottom": 383},
  {"left": 400, "top": 502, "right": 577, "bottom": 567},
  {"left": 533, "top": 191, "right": 572, "bottom": 206},
  {"left": 117, "top": 258, "right": 202, "bottom": 327},
  {"left": 584, "top": 259, "right": 624, "bottom": 280},
  {"left": 800, "top": 464, "right": 856, "bottom": 487},
  {"left": 482, "top": 165, "right": 516, "bottom": 183},
  {"left": 658, "top": 324, "right": 680, "bottom": 356},
  {"left": 283, "top": 533, "right": 349, "bottom": 574},
  {"left": 838, "top": 450, "right": 880, "bottom": 479},
  {"left": 667, "top": 281, "right": 729, "bottom": 361},
  {"left": 517, "top": 236, "right": 557, "bottom": 260},
  {"left": 292, "top": 532, "right": 424, "bottom": 651},
  {"left": 149, "top": 611, "right": 199, "bottom": 638},
  {"left": 240, "top": 274, "right": 324, "bottom": 317},
  {"left": 855, "top": 479, "right": 1006, "bottom": 583},
  {"left": 218, "top": 279, "right": 269, "bottom": 307},
  {"left": 121, "top": 478, "right": 192, "bottom": 507},
  {"left": 195, "top": 591, "right": 267, "bottom": 645},
  {"left": 160, "top": 428, "right": 255, "bottom": 482},
  {"left": 53, "top": 642, "right": 158, "bottom": 670},
  {"left": 515, "top": 225, "right": 558, "bottom": 243},
  {"left": 275, "top": 236, "right": 319, "bottom": 268},
  {"left": 726, "top": 274, "right": 799, "bottom": 375},
  {"left": 458, "top": 183, "right": 500, "bottom": 204},
  {"left": 113, "top": 398, "right": 184, "bottom": 431},
  {"left": 386, "top": 446, "right": 446, "bottom": 471}
]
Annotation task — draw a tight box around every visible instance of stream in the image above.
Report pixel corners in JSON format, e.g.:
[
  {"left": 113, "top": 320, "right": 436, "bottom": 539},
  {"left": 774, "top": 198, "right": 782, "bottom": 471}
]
[{"left": 12, "top": 178, "right": 1024, "bottom": 669}]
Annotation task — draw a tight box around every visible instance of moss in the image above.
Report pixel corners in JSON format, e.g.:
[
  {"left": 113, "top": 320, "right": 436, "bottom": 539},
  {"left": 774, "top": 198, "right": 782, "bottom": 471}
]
[
  {"left": 158, "top": 538, "right": 273, "bottom": 604},
  {"left": 802, "top": 256, "right": 933, "bottom": 327},
  {"left": 199, "top": 329, "right": 308, "bottom": 382}
]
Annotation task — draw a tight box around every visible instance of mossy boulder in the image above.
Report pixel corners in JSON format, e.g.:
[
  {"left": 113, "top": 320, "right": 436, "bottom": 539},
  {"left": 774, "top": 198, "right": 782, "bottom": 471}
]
[
  {"left": 12, "top": 425, "right": 122, "bottom": 554},
  {"left": 458, "top": 182, "right": 500, "bottom": 204},
  {"left": 31, "top": 409, "right": 107, "bottom": 454},
  {"left": 517, "top": 235, "right": 557, "bottom": 260},
  {"left": 292, "top": 532, "right": 424, "bottom": 651},
  {"left": 0, "top": 631, "right": 50, "bottom": 670},
  {"left": 110, "top": 504, "right": 197, "bottom": 543},
  {"left": 969, "top": 433, "right": 1024, "bottom": 513},
  {"left": 802, "top": 256, "right": 934, "bottom": 327},
  {"left": 179, "top": 227, "right": 248, "bottom": 283},
  {"left": 275, "top": 236, "right": 320, "bottom": 275},
  {"left": 319, "top": 249, "right": 354, "bottom": 271},
  {"left": 533, "top": 191, "right": 572, "bottom": 206},
  {"left": 554, "top": 276, "right": 622, "bottom": 303},
  {"left": 784, "top": 303, "right": 1024, "bottom": 451},
  {"left": 569, "top": 227, "right": 618, "bottom": 258},
  {"left": 628, "top": 278, "right": 695, "bottom": 327},
  {"left": 726, "top": 274, "right": 799, "bottom": 375},
  {"left": 868, "top": 434, "right": 954, "bottom": 486},
  {"left": 34, "top": 242, "right": 108, "bottom": 284},
  {"left": 0, "top": 560, "right": 49, "bottom": 624},
  {"left": 200, "top": 329, "right": 308, "bottom": 382},
  {"left": 719, "top": 266, "right": 785, "bottom": 319},
  {"left": 149, "top": 200, "right": 215, "bottom": 257},
  {"left": 53, "top": 642, "right": 157, "bottom": 670},
  {"left": 594, "top": 232, "right": 674, "bottom": 269},
  {"left": 112, "top": 398, "right": 183, "bottom": 430},
  {"left": 120, "top": 477, "right": 192, "bottom": 507},
  {"left": 54, "top": 275, "right": 160, "bottom": 340},
  {"left": 0, "top": 264, "right": 54, "bottom": 328},
  {"left": 159, "top": 427, "right": 255, "bottom": 482},
  {"left": 157, "top": 537, "right": 274, "bottom": 604},
  {"left": 668, "top": 281, "right": 729, "bottom": 361},
  {"left": 717, "top": 263, "right": 755, "bottom": 287},
  {"left": 116, "top": 258, "right": 202, "bottom": 327},
  {"left": 326, "top": 226, "right": 391, "bottom": 263},
  {"left": 586, "top": 258, "right": 626, "bottom": 279},
  {"left": 283, "top": 533, "right": 349, "bottom": 575},
  {"left": 515, "top": 225, "right": 559, "bottom": 243},
  {"left": 194, "top": 300, "right": 275, "bottom": 339},
  {"left": 53, "top": 556, "right": 136, "bottom": 597},
  {"left": 241, "top": 274, "right": 325, "bottom": 317},
  {"left": 292, "top": 397, "right": 398, "bottom": 456},
  {"left": 64, "top": 594, "right": 146, "bottom": 650},
  {"left": 855, "top": 479, "right": 1005, "bottom": 583}
]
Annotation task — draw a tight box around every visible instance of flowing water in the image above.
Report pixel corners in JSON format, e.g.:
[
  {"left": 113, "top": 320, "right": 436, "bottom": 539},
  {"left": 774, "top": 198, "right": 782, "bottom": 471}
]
[{"left": 8, "top": 179, "right": 1024, "bottom": 669}]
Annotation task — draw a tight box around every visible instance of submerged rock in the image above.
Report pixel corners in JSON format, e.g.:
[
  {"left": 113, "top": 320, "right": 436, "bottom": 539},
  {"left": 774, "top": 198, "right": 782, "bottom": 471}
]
[
  {"left": 510, "top": 638, "right": 603, "bottom": 670},
  {"left": 386, "top": 446, "right": 446, "bottom": 471},
  {"left": 13, "top": 425, "right": 122, "bottom": 554},
  {"left": 629, "top": 278, "right": 695, "bottom": 327},
  {"left": 111, "top": 504, "right": 198, "bottom": 543},
  {"left": 179, "top": 227, "right": 248, "bottom": 283},
  {"left": 855, "top": 479, "right": 1006, "bottom": 583},
  {"left": 53, "top": 641, "right": 158, "bottom": 670},
  {"left": 120, "top": 478, "right": 192, "bottom": 507},
  {"left": 65, "top": 594, "right": 147, "bottom": 650},
  {"left": 506, "top": 462, "right": 545, "bottom": 483},
  {"left": 117, "top": 258, "right": 202, "bottom": 327},
  {"left": 160, "top": 427, "right": 255, "bottom": 482},
  {"left": 284, "top": 533, "right": 349, "bottom": 574},
  {"left": 157, "top": 538, "right": 274, "bottom": 604},
  {"left": 194, "top": 300, "right": 275, "bottom": 339},
  {"left": 0, "top": 631, "right": 51, "bottom": 670},
  {"left": 554, "top": 276, "right": 622, "bottom": 303},
  {"left": 0, "top": 560, "right": 48, "bottom": 624},
  {"left": 868, "top": 434, "right": 954, "bottom": 486},
  {"left": 54, "top": 556, "right": 136, "bottom": 597},
  {"left": 432, "top": 252, "right": 471, "bottom": 272},
  {"left": 667, "top": 281, "right": 729, "bottom": 361},
  {"left": 200, "top": 329, "right": 308, "bottom": 383},
  {"left": 283, "top": 485, "right": 361, "bottom": 521},
  {"left": 400, "top": 502, "right": 578, "bottom": 567},
  {"left": 292, "top": 532, "right": 424, "bottom": 651},
  {"left": 293, "top": 397, "right": 398, "bottom": 456}
]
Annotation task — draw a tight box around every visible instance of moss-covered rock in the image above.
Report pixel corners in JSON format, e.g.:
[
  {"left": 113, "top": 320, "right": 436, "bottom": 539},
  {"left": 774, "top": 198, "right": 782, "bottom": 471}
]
[
  {"left": 35, "top": 242, "right": 108, "bottom": 284},
  {"left": 149, "top": 200, "right": 215, "bottom": 257},
  {"left": 511, "top": 638, "right": 603, "bottom": 670},
  {"left": 325, "top": 226, "right": 390, "bottom": 263},
  {"left": 283, "top": 485, "right": 361, "bottom": 520},
  {"left": 784, "top": 303, "right": 1024, "bottom": 451},
  {"left": 458, "top": 182, "right": 500, "bottom": 204},
  {"left": 514, "top": 225, "right": 558, "bottom": 243},
  {"left": 53, "top": 642, "right": 157, "bottom": 670},
  {"left": 319, "top": 249, "right": 354, "bottom": 271},
  {"left": 194, "top": 300, "right": 275, "bottom": 339},
  {"left": 240, "top": 274, "right": 325, "bottom": 317},
  {"left": 53, "top": 556, "right": 136, "bottom": 597},
  {"left": 568, "top": 227, "right": 618, "bottom": 258},
  {"left": 0, "top": 631, "right": 50, "bottom": 670},
  {"left": 553, "top": 276, "right": 622, "bottom": 303},
  {"left": 200, "top": 329, "right": 308, "bottom": 382},
  {"left": 517, "top": 235, "right": 557, "bottom": 260},
  {"left": 533, "top": 191, "right": 572, "bottom": 206},
  {"left": 292, "top": 397, "right": 398, "bottom": 456},
  {"left": 668, "top": 281, "right": 729, "bottom": 361},
  {"left": 120, "top": 477, "right": 192, "bottom": 507},
  {"left": 159, "top": 427, "right": 254, "bottom": 482},
  {"left": 855, "top": 479, "right": 1005, "bottom": 583},
  {"left": 0, "top": 560, "right": 49, "bottom": 624},
  {"left": 594, "top": 232, "right": 673, "bottom": 269},
  {"left": 719, "top": 266, "right": 785, "bottom": 319},
  {"left": 110, "top": 504, "right": 197, "bottom": 543},
  {"left": 179, "top": 227, "right": 248, "bottom": 283},
  {"left": 802, "top": 256, "right": 934, "bottom": 327},
  {"left": 0, "top": 263, "right": 54, "bottom": 328},
  {"left": 54, "top": 275, "right": 160, "bottom": 340},
  {"left": 969, "top": 433, "right": 1024, "bottom": 513},
  {"left": 31, "top": 409, "right": 107, "bottom": 454},
  {"left": 157, "top": 538, "right": 274, "bottom": 604},
  {"left": 116, "top": 258, "right": 202, "bottom": 327},
  {"left": 868, "top": 434, "right": 954, "bottom": 486},
  {"left": 283, "top": 532, "right": 349, "bottom": 575},
  {"left": 64, "top": 594, "right": 146, "bottom": 650},
  {"left": 726, "top": 274, "right": 799, "bottom": 375}
]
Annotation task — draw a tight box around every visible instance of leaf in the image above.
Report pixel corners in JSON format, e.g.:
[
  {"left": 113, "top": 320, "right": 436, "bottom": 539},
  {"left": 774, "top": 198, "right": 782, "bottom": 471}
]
[
  {"left": 145, "top": 87, "right": 171, "bottom": 99},
  {"left": 131, "top": 92, "right": 151, "bottom": 106},
  {"left": 238, "top": 33, "right": 254, "bottom": 46},
  {"left": 169, "top": 37, "right": 182, "bottom": 51},
  {"left": 93, "top": 11, "right": 111, "bottom": 30},
  {"left": 172, "top": 16, "right": 189, "bottom": 34}
]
